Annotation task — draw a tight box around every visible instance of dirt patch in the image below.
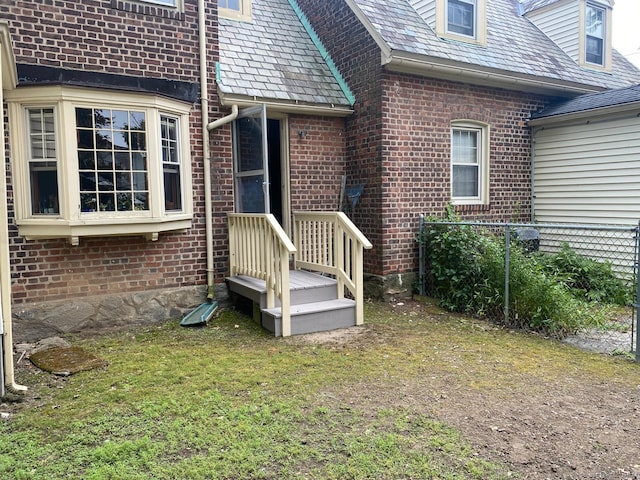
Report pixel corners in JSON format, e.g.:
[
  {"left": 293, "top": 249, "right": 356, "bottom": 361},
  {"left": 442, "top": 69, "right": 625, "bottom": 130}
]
[{"left": 293, "top": 300, "right": 640, "bottom": 480}]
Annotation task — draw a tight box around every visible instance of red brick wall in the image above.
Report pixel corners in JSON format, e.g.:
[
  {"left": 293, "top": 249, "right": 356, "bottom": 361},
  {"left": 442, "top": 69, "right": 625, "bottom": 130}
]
[
  {"left": 379, "top": 74, "right": 546, "bottom": 275},
  {"left": 289, "top": 115, "right": 347, "bottom": 212},
  {"left": 2, "top": 0, "right": 222, "bottom": 305}
]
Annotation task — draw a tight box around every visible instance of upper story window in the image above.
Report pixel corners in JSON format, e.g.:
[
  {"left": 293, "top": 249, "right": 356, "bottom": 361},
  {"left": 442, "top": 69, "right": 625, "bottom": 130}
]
[
  {"left": 447, "top": 0, "right": 475, "bottom": 37},
  {"left": 585, "top": 3, "right": 605, "bottom": 66},
  {"left": 450, "top": 121, "right": 489, "bottom": 204},
  {"left": 7, "top": 86, "right": 193, "bottom": 245},
  {"left": 219, "top": 0, "right": 252, "bottom": 21},
  {"left": 436, "top": 0, "right": 486, "bottom": 45}
]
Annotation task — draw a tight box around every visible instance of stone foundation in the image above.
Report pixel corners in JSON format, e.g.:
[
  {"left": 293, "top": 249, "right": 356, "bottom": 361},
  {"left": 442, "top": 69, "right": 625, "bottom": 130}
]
[
  {"left": 12, "top": 283, "right": 230, "bottom": 342},
  {"left": 363, "top": 272, "right": 417, "bottom": 302}
]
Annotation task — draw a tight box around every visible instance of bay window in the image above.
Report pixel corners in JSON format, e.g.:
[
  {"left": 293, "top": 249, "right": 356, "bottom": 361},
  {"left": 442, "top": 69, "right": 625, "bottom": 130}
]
[{"left": 7, "top": 86, "right": 193, "bottom": 244}]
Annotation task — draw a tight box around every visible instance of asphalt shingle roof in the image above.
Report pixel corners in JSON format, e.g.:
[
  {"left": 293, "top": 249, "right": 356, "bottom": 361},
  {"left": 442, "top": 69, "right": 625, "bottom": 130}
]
[
  {"left": 218, "top": 0, "right": 352, "bottom": 107},
  {"left": 352, "top": 0, "right": 640, "bottom": 91},
  {"left": 531, "top": 83, "right": 640, "bottom": 119}
]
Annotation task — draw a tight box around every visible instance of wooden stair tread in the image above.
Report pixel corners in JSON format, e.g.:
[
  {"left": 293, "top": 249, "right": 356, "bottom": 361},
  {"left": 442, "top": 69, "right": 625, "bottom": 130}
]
[
  {"left": 263, "top": 298, "right": 354, "bottom": 318},
  {"left": 227, "top": 270, "right": 336, "bottom": 294}
]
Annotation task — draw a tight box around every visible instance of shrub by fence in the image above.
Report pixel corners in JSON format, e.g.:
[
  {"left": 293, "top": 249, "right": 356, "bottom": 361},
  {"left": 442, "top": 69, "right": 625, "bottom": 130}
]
[{"left": 417, "top": 215, "right": 639, "bottom": 362}]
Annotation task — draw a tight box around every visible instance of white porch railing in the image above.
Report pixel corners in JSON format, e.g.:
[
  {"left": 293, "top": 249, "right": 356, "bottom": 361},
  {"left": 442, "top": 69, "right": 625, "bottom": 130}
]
[
  {"left": 228, "top": 213, "right": 297, "bottom": 336},
  {"left": 293, "top": 212, "right": 373, "bottom": 325}
]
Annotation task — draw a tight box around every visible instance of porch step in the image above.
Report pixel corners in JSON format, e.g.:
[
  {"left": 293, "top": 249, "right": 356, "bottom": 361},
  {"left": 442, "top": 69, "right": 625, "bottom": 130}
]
[
  {"left": 226, "top": 270, "right": 338, "bottom": 308},
  {"left": 261, "top": 298, "right": 356, "bottom": 336},
  {"left": 226, "top": 270, "right": 358, "bottom": 336}
]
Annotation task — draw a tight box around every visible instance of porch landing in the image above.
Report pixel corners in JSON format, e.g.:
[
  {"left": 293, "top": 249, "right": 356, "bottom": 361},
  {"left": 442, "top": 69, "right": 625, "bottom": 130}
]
[{"left": 226, "top": 270, "right": 356, "bottom": 336}]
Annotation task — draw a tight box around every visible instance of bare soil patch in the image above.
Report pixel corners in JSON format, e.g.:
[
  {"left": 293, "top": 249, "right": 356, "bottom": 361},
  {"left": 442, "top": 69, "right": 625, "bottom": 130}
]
[{"left": 291, "top": 300, "right": 640, "bottom": 480}]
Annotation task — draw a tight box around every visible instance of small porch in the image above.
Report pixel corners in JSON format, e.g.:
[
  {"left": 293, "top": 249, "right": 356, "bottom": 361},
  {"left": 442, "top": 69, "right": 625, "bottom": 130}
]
[{"left": 226, "top": 212, "right": 373, "bottom": 336}]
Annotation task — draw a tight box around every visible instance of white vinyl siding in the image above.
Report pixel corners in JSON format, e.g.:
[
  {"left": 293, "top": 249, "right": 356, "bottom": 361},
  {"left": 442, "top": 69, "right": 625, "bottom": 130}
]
[
  {"left": 408, "top": 0, "right": 437, "bottom": 27},
  {"left": 525, "top": 0, "right": 580, "bottom": 62},
  {"left": 533, "top": 116, "right": 640, "bottom": 226}
]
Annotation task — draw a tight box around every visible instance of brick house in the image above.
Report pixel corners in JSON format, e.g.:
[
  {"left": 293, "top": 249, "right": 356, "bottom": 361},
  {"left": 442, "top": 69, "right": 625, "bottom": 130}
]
[{"left": 1, "top": 0, "right": 639, "bottom": 353}]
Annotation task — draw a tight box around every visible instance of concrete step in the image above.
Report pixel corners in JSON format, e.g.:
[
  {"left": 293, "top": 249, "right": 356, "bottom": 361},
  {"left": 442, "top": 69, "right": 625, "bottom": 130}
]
[{"left": 261, "top": 298, "right": 356, "bottom": 337}]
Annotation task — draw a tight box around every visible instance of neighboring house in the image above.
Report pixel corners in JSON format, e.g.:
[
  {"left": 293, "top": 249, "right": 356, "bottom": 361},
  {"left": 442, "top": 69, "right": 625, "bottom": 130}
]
[
  {"left": 2, "top": 0, "right": 640, "bottom": 344},
  {"left": 530, "top": 84, "right": 640, "bottom": 226}
]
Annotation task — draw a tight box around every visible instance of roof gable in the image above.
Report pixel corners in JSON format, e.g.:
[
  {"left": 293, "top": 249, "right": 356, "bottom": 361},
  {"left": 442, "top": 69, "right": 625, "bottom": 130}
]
[{"left": 348, "top": 0, "right": 640, "bottom": 94}]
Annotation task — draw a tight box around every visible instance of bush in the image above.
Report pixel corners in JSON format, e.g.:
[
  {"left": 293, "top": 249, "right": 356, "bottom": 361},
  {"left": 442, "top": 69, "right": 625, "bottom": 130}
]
[
  {"left": 419, "top": 214, "right": 619, "bottom": 337},
  {"left": 536, "top": 243, "right": 632, "bottom": 306}
]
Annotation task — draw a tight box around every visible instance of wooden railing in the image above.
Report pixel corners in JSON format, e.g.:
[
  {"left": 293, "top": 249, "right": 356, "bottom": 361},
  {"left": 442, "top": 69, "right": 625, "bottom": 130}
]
[
  {"left": 228, "top": 213, "right": 297, "bottom": 336},
  {"left": 293, "top": 212, "right": 373, "bottom": 325}
]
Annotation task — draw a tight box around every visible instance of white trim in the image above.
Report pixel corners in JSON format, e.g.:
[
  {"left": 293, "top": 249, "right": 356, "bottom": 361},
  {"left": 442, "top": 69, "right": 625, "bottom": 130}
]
[{"left": 450, "top": 120, "right": 490, "bottom": 205}]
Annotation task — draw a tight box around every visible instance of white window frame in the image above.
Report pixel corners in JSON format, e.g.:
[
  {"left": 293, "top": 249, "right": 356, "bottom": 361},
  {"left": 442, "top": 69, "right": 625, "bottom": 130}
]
[
  {"left": 436, "top": 0, "right": 486, "bottom": 45},
  {"left": 450, "top": 121, "right": 489, "bottom": 205},
  {"left": 6, "top": 85, "right": 193, "bottom": 245},
  {"left": 219, "top": 0, "right": 252, "bottom": 21}
]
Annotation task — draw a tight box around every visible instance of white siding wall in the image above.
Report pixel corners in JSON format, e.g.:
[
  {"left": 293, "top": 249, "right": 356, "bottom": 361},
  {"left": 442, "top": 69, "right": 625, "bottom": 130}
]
[
  {"left": 533, "top": 115, "right": 640, "bottom": 226},
  {"left": 525, "top": 0, "right": 580, "bottom": 62},
  {"left": 408, "top": 0, "right": 436, "bottom": 28}
]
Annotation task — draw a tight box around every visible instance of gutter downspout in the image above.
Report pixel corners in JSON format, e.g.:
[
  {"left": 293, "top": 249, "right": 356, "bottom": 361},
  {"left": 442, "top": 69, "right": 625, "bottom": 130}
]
[
  {"left": 198, "top": 0, "right": 239, "bottom": 300},
  {"left": 530, "top": 127, "right": 538, "bottom": 221}
]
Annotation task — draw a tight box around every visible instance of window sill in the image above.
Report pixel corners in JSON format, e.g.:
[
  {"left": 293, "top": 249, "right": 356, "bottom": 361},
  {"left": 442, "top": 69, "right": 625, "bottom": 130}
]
[
  {"left": 454, "top": 203, "right": 490, "bottom": 213},
  {"left": 17, "top": 215, "right": 192, "bottom": 245}
]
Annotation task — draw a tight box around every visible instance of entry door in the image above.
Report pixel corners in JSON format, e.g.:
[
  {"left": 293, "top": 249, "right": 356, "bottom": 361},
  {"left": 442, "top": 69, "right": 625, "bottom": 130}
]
[{"left": 233, "top": 104, "right": 270, "bottom": 214}]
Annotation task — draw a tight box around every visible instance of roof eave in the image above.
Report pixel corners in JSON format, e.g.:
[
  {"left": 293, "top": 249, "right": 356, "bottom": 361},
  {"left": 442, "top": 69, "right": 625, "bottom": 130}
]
[
  {"left": 0, "top": 22, "right": 17, "bottom": 90},
  {"left": 383, "top": 51, "right": 606, "bottom": 96},
  {"left": 218, "top": 91, "right": 354, "bottom": 117},
  {"left": 529, "top": 101, "right": 640, "bottom": 126}
]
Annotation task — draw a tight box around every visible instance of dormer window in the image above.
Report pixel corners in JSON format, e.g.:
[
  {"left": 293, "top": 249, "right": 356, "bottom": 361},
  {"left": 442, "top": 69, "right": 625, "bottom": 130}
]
[
  {"left": 435, "top": 0, "right": 486, "bottom": 45},
  {"left": 585, "top": 3, "right": 605, "bottom": 65},
  {"left": 447, "top": 0, "right": 475, "bottom": 37},
  {"left": 219, "top": 0, "right": 251, "bottom": 21}
]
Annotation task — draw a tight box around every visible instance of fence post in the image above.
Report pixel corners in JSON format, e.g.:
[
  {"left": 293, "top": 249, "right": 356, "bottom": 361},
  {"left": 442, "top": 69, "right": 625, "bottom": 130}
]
[
  {"left": 635, "top": 221, "right": 640, "bottom": 363},
  {"left": 419, "top": 215, "right": 425, "bottom": 297},
  {"left": 504, "top": 224, "right": 511, "bottom": 325}
]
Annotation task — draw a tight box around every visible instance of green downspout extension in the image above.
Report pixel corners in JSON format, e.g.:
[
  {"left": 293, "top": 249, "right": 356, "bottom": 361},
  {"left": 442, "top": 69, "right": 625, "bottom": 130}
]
[{"left": 287, "top": 0, "right": 356, "bottom": 106}]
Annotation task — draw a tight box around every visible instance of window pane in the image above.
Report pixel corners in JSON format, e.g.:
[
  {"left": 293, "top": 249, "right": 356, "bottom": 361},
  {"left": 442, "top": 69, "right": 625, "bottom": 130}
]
[
  {"left": 452, "top": 165, "right": 479, "bottom": 197},
  {"left": 81, "top": 193, "right": 98, "bottom": 212},
  {"left": 448, "top": 0, "right": 474, "bottom": 37},
  {"left": 586, "top": 4, "right": 604, "bottom": 65},
  {"left": 238, "top": 175, "right": 265, "bottom": 213},
  {"left": 452, "top": 130, "right": 478, "bottom": 164},
  {"left": 76, "top": 107, "right": 148, "bottom": 213},
  {"left": 236, "top": 116, "right": 264, "bottom": 172},
  {"left": 220, "top": 0, "right": 240, "bottom": 10},
  {"left": 586, "top": 36, "right": 603, "bottom": 64},
  {"left": 27, "top": 108, "right": 59, "bottom": 215},
  {"left": 161, "top": 115, "right": 182, "bottom": 211}
]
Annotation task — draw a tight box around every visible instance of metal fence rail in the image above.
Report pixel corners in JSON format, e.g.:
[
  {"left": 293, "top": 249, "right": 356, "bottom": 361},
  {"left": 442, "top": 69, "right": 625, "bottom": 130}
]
[{"left": 418, "top": 217, "right": 639, "bottom": 362}]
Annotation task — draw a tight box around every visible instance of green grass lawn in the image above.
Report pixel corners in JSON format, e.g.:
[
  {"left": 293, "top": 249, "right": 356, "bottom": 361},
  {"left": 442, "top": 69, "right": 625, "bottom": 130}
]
[{"left": 0, "top": 301, "right": 637, "bottom": 479}]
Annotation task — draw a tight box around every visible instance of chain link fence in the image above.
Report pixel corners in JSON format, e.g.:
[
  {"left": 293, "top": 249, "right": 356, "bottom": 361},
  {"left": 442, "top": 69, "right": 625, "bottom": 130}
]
[{"left": 418, "top": 217, "right": 639, "bottom": 362}]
